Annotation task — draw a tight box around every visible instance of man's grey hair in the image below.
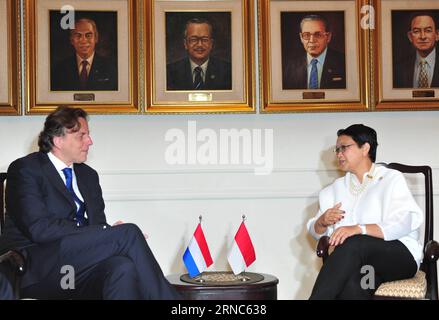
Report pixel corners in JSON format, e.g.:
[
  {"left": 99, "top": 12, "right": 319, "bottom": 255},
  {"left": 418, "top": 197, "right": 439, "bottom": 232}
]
[
  {"left": 70, "top": 18, "right": 99, "bottom": 41},
  {"left": 300, "top": 14, "right": 330, "bottom": 32}
]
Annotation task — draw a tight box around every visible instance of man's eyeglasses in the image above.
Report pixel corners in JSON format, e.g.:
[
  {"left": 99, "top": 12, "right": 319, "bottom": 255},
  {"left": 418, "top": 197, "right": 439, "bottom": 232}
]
[
  {"left": 333, "top": 144, "right": 355, "bottom": 154},
  {"left": 186, "top": 36, "right": 211, "bottom": 45},
  {"left": 300, "top": 32, "right": 329, "bottom": 40}
]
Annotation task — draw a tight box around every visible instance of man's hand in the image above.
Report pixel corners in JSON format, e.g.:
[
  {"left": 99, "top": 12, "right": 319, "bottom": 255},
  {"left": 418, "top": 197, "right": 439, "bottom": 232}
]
[
  {"left": 329, "top": 225, "right": 361, "bottom": 246},
  {"left": 112, "top": 220, "right": 124, "bottom": 226},
  {"left": 112, "top": 220, "right": 149, "bottom": 240}
]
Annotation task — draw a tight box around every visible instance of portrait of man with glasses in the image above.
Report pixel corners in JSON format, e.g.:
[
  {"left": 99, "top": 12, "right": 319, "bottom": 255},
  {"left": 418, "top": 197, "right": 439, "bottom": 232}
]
[
  {"left": 282, "top": 13, "right": 346, "bottom": 90},
  {"left": 393, "top": 11, "right": 439, "bottom": 89},
  {"left": 166, "top": 16, "right": 232, "bottom": 91}
]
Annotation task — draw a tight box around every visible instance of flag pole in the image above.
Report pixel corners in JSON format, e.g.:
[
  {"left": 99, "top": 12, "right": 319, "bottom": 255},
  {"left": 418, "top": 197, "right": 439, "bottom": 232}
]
[
  {"left": 241, "top": 214, "right": 250, "bottom": 282},
  {"left": 196, "top": 215, "right": 205, "bottom": 283}
]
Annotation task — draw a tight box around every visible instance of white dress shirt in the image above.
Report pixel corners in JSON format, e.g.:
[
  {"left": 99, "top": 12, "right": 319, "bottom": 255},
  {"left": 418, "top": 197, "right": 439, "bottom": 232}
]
[
  {"left": 413, "top": 48, "right": 436, "bottom": 88},
  {"left": 307, "top": 164, "right": 424, "bottom": 268},
  {"left": 189, "top": 59, "right": 209, "bottom": 83},
  {"left": 76, "top": 52, "right": 95, "bottom": 76},
  {"left": 47, "top": 152, "right": 87, "bottom": 218},
  {"left": 306, "top": 48, "right": 327, "bottom": 88}
]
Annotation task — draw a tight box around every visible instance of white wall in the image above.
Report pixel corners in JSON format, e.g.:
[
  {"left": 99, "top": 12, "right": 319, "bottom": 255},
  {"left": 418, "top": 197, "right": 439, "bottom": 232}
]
[{"left": 1, "top": 111, "right": 438, "bottom": 299}]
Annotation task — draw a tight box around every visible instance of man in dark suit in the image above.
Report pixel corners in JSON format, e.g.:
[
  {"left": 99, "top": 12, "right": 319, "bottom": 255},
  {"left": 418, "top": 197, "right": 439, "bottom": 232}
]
[
  {"left": 283, "top": 14, "right": 346, "bottom": 90},
  {"left": 394, "top": 12, "right": 439, "bottom": 88},
  {"left": 0, "top": 106, "right": 179, "bottom": 299},
  {"left": 51, "top": 18, "right": 118, "bottom": 91},
  {"left": 167, "top": 18, "right": 231, "bottom": 91}
]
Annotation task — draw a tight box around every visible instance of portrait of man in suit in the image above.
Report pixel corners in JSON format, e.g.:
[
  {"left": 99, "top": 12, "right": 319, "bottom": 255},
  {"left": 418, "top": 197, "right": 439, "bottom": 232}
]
[
  {"left": 50, "top": 13, "right": 118, "bottom": 91},
  {"left": 282, "top": 13, "right": 346, "bottom": 90},
  {"left": 166, "top": 16, "right": 232, "bottom": 91},
  {"left": 393, "top": 11, "right": 439, "bottom": 88}
]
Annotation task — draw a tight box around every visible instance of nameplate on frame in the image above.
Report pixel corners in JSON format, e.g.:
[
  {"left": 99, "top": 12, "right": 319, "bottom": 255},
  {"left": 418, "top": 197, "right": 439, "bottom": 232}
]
[
  {"left": 412, "top": 90, "right": 435, "bottom": 98},
  {"left": 303, "top": 92, "right": 325, "bottom": 99},
  {"left": 189, "top": 93, "right": 212, "bottom": 102},
  {"left": 74, "top": 93, "right": 95, "bottom": 101}
]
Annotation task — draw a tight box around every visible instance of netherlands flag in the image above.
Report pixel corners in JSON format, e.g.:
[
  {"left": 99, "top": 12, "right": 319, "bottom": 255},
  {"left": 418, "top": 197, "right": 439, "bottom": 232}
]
[
  {"left": 183, "top": 223, "right": 213, "bottom": 278},
  {"left": 227, "top": 221, "right": 256, "bottom": 275}
]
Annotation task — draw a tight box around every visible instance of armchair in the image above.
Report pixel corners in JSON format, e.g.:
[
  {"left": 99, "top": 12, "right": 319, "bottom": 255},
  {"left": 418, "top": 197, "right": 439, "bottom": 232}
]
[
  {"left": 316, "top": 163, "right": 439, "bottom": 299},
  {"left": 0, "top": 172, "right": 26, "bottom": 299}
]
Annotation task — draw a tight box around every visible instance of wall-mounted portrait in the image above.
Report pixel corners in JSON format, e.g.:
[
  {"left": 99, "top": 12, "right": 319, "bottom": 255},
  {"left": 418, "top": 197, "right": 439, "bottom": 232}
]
[
  {"left": 375, "top": 0, "right": 439, "bottom": 110},
  {"left": 49, "top": 11, "right": 118, "bottom": 92},
  {"left": 145, "top": 0, "right": 255, "bottom": 114},
  {"left": 0, "top": 0, "right": 20, "bottom": 115},
  {"left": 259, "top": 0, "right": 367, "bottom": 113},
  {"left": 165, "top": 12, "right": 232, "bottom": 91},
  {"left": 25, "top": 0, "right": 140, "bottom": 114},
  {"left": 281, "top": 11, "right": 346, "bottom": 90},
  {"left": 391, "top": 10, "right": 439, "bottom": 89}
]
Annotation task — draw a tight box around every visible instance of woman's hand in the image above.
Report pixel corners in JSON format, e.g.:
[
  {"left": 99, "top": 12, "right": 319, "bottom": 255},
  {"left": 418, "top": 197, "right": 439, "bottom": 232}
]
[
  {"left": 316, "top": 202, "right": 344, "bottom": 228},
  {"left": 329, "top": 225, "right": 361, "bottom": 246}
]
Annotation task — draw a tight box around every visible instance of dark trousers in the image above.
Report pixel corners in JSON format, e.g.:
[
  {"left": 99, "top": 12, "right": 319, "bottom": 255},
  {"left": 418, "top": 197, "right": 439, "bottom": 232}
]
[
  {"left": 0, "top": 272, "right": 14, "bottom": 300},
  {"left": 310, "top": 235, "right": 417, "bottom": 300},
  {"left": 20, "top": 223, "right": 180, "bottom": 300}
]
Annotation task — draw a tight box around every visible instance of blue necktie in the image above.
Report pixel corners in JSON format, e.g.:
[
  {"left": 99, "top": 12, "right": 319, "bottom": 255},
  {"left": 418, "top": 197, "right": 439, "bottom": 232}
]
[
  {"left": 193, "top": 66, "right": 204, "bottom": 90},
  {"left": 309, "top": 58, "right": 319, "bottom": 89},
  {"left": 62, "top": 168, "right": 88, "bottom": 227}
]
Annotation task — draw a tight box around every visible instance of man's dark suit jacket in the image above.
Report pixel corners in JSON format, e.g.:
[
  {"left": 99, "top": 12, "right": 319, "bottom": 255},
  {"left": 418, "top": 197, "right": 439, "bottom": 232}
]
[
  {"left": 393, "top": 48, "right": 439, "bottom": 88},
  {"left": 51, "top": 53, "right": 118, "bottom": 91},
  {"left": 0, "top": 152, "right": 108, "bottom": 287},
  {"left": 166, "top": 56, "right": 232, "bottom": 90},
  {"left": 282, "top": 48, "right": 346, "bottom": 89}
]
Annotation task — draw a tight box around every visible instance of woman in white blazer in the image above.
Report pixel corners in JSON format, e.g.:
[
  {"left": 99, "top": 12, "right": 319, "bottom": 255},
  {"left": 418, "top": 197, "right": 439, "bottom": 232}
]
[{"left": 307, "top": 124, "right": 423, "bottom": 299}]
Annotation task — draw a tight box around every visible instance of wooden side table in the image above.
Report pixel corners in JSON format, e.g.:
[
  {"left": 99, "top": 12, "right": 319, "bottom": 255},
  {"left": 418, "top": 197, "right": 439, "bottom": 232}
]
[{"left": 167, "top": 272, "right": 278, "bottom": 300}]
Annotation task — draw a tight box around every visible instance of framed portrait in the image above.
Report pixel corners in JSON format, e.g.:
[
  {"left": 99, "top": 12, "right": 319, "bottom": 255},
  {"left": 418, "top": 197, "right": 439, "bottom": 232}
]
[
  {"left": 374, "top": 0, "right": 439, "bottom": 110},
  {"left": 0, "top": 0, "right": 20, "bottom": 115},
  {"left": 24, "top": 0, "right": 140, "bottom": 114},
  {"left": 259, "top": 0, "right": 369, "bottom": 112},
  {"left": 144, "top": 0, "right": 255, "bottom": 113}
]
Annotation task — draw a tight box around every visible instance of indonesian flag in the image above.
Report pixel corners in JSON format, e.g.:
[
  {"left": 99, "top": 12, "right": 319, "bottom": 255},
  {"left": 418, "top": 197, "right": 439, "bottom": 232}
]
[
  {"left": 227, "top": 221, "right": 256, "bottom": 275},
  {"left": 183, "top": 223, "right": 213, "bottom": 278}
]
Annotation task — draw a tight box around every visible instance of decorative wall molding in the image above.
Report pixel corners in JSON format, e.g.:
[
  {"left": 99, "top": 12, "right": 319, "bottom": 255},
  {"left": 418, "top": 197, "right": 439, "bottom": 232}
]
[{"left": 99, "top": 167, "right": 439, "bottom": 201}]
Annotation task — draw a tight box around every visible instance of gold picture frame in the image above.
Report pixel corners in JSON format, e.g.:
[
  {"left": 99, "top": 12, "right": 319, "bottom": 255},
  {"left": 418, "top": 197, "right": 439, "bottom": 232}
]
[
  {"left": 144, "top": 0, "right": 255, "bottom": 113},
  {"left": 373, "top": 0, "right": 439, "bottom": 110},
  {"left": 24, "top": 0, "right": 140, "bottom": 114},
  {"left": 0, "top": 0, "right": 20, "bottom": 115},
  {"left": 259, "top": 0, "right": 370, "bottom": 113}
]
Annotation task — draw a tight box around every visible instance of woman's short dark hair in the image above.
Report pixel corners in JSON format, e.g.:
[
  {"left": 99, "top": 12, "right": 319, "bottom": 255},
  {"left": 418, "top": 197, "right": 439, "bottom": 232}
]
[
  {"left": 337, "top": 124, "right": 378, "bottom": 162},
  {"left": 38, "top": 106, "right": 88, "bottom": 153}
]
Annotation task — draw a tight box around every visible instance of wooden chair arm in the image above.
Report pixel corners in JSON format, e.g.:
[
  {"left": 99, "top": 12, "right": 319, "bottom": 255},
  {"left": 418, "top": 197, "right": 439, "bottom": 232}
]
[
  {"left": 316, "top": 236, "right": 330, "bottom": 262},
  {"left": 0, "top": 250, "right": 26, "bottom": 275},
  {"left": 425, "top": 240, "right": 439, "bottom": 263},
  {"left": 0, "top": 250, "right": 26, "bottom": 299}
]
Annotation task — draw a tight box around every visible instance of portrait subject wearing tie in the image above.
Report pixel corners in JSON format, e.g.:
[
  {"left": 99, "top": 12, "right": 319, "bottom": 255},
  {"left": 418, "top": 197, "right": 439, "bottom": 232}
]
[
  {"left": 166, "top": 18, "right": 232, "bottom": 91},
  {"left": 51, "top": 18, "right": 118, "bottom": 91},
  {"left": 393, "top": 12, "right": 439, "bottom": 88},
  {"left": 282, "top": 14, "right": 346, "bottom": 90},
  {"left": 0, "top": 106, "right": 180, "bottom": 300}
]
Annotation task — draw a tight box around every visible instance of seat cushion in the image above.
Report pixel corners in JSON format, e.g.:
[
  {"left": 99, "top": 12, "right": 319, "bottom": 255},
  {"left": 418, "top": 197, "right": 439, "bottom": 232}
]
[{"left": 374, "top": 270, "right": 426, "bottom": 299}]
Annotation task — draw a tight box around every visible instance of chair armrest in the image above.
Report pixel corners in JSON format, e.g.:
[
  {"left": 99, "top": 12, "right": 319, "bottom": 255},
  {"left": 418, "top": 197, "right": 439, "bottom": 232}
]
[
  {"left": 424, "top": 240, "right": 439, "bottom": 263},
  {"left": 0, "top": 250, "right": 26, "bottom": 300},
  {"left": 0, "top": 250, "right": 26, "bottom": 275},
  {"left": 316, "top": 236, "right": 330, "bottom": 262}
]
